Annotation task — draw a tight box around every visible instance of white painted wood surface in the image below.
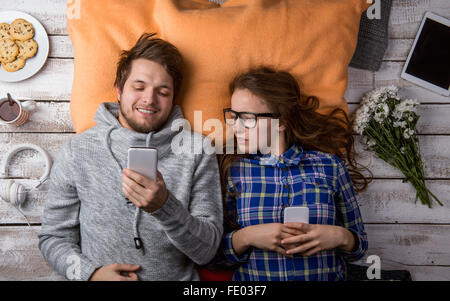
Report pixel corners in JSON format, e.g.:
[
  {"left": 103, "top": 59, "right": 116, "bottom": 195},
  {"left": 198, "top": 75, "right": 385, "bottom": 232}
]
[
  {"left": 2, "top": 133, "right": 450, "bottom": 179},
  {"left": 0, "top": 0, "right": 449, "bottom": 281},
  {"left": 0, "top": 226, "right": 65, "bottom": 280}
]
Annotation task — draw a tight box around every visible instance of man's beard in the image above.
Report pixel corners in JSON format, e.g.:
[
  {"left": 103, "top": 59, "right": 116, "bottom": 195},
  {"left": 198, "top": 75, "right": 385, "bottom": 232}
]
[{"left": 119, "top": 101, "right": 163, "bottom": 133}]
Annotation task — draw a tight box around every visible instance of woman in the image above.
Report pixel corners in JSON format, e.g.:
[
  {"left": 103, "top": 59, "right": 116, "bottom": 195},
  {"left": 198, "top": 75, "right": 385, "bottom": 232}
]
[{"left": 218, "top": 67, "right": 369, "bottom": 281}]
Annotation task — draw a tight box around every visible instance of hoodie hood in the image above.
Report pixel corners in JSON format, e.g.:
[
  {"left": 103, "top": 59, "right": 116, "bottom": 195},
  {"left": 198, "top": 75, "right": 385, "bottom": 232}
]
[{"left": 94, "top": 102, "right": 184, "bottom": 156}]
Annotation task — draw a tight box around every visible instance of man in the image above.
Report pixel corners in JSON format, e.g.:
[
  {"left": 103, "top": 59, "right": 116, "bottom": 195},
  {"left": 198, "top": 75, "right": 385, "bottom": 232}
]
[{"left": 38, "top": 33, "right": 223, "bottom": 281}]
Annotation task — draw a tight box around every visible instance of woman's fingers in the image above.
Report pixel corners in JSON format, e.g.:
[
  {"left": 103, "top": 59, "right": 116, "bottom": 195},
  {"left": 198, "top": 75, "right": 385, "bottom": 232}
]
[
  {"left": 303, "top": 247, "right": 322, "bottom": 257},
  {"left": 286, "top": 240, "right": 320, "bottom": 255},
  {"left": 281, "top": 233, "right": 312, "bottom": 245},
  {"left": 281, "top": 225, "right": 304, "bottom": 236},
  {"left": 274, "top": 246, "right": 288, "bottom": 256},
  {"left": 284, "top": 222, "right": 311, "bottom": 232},
  {"left": 280, "top": 231, "right": 297, "bottom": 240}
]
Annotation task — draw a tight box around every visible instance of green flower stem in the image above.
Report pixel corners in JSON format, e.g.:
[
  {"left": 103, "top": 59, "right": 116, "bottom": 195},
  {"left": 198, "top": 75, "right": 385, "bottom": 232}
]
[{"left": 362, "top": 125, "right": 442, "bottom": 208}]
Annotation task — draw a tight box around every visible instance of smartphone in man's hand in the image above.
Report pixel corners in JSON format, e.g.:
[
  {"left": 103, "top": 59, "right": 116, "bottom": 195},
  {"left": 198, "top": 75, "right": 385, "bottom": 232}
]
[{"left": 127, "top": 147, "right": 158, "bottom": 181}]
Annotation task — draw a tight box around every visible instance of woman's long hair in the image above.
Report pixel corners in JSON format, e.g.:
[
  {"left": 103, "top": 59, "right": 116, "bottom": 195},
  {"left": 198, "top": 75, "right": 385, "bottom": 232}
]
[{"left": 219, "top": 67, "right": 371, "bottom": 225}]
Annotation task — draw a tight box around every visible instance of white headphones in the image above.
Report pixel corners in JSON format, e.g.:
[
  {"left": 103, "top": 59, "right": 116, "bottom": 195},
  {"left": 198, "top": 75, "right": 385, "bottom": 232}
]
[{"left": 0, "top": 143, "right": 52, "bottom": 207}]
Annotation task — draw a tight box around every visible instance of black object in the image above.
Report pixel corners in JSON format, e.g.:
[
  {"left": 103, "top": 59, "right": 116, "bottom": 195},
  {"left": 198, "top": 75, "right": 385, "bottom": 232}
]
[
  {"left": 346, "top": 263, "right": 412, "bottom": 281},
  {"left": 350, "top": 0, "right": 393, "bottom": 71},
  {"left": 134, "top": 237, "right": 143, "bottom": 249}
]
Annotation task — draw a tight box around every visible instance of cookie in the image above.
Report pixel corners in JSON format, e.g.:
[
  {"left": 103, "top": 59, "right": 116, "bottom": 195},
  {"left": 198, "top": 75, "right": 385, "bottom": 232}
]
[
  {"left": 0, "top": 23, "right": 12, "bottom": 40},
  {"left": 16, "top": 39, "right": 38, "bottom": 59},
  {"left": 0, "top": 38, "right": 19, "bottom": 63},
  {"left": 9, "top": 19, "right": 34, "bottom": 41},
  {"left": 1, "top": 57, "right": 25, "bottom": 72}
]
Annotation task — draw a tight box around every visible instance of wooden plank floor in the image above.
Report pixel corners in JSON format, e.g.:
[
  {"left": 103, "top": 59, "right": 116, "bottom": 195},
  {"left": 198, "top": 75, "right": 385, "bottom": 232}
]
[{"left": 1, "top": 0, "right": 449, "bottom": 280}]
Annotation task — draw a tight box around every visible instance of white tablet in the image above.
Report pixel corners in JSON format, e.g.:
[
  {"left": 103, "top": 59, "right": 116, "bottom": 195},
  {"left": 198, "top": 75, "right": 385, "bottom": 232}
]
[{"left": 401, "top": 12, "right": 450, "bottom": 97}]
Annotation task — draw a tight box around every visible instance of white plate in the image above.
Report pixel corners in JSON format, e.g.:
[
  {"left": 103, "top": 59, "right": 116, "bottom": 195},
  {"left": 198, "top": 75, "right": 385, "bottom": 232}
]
[{"left": 0, "top": 11, "right": 49, "bottom": 82}]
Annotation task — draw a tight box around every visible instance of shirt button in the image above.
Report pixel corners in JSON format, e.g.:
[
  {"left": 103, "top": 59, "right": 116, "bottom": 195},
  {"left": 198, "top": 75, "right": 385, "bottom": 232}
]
[
  {"left": 284, "top": 184, "right": 289, "bottom": 189},
  {"left": 283, "top": 204, "right": 289, "bottom": 208}
]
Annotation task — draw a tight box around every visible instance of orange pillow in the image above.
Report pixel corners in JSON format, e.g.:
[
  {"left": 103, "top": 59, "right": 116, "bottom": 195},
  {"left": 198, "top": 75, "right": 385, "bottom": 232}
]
[
  {"left": 67, "top": 0, "right": 218, "bottom": 133},
  {"left": 67, "top": 0, "right": 370, "bottom": 135}
]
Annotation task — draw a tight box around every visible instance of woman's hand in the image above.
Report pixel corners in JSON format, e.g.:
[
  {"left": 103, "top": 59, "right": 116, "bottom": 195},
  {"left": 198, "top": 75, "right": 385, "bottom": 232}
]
[
  {"left": 280, "top": 223, "right": 356, "bottom": 256},
  {"left": 233, "top": 223, "right": 304, "bottom": 257}
]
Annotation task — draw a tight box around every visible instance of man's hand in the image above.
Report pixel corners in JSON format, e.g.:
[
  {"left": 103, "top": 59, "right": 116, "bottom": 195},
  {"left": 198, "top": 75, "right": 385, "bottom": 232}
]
[
  {"left": 89, "top": 263, "right": 140, "bottom": 281},
  {"left": 122, "top": 168, "right": 169, "bottom": 213},
  {"left": 280, "top": 223, "right": 356, "bottom": 256}
]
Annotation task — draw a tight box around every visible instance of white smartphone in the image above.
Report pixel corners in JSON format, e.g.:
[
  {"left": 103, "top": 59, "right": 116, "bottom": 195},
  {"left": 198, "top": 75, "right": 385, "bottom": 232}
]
[
  {"left": 284, "top": 206, "right": 309, "bottom": 224},
  {"left": 127, "top": 147, "right": 158, "bottom": 181}
]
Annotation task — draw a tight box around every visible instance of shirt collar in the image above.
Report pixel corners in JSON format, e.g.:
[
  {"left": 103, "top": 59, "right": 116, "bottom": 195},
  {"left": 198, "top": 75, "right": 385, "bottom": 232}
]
[{"left": 252, "top": 144, "right": 304, "bottom": 167}]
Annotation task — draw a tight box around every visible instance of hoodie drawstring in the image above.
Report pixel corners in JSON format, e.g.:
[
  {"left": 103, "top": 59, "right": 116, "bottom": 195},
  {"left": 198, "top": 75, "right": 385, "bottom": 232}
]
[
  {"left": 132, "top": 131, "right": 154, "bottom": 254},
  {"left": 104, "top": 126, "right": 154, "bottom": 255}
]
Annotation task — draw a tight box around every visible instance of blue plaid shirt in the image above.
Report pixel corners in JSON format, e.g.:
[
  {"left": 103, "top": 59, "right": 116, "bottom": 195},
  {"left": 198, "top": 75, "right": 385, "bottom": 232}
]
[{"left": 222, "top": 144, "right": 368, "bottom": 281}]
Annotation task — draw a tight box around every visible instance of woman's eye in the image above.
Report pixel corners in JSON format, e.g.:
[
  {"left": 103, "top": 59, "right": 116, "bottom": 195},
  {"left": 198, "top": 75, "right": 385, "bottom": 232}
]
[
  {"left": 134, "top": 86, "right": 144, "bottom": 91},
  {"left": 159, "top": 91, "right": 169, "bottom": 97}
]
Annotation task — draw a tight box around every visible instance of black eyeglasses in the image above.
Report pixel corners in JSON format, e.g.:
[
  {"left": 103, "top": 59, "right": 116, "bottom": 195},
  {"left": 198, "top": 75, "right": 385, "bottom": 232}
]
[{"left": 223, "top": 108, "right": 279, "bottom": 129}]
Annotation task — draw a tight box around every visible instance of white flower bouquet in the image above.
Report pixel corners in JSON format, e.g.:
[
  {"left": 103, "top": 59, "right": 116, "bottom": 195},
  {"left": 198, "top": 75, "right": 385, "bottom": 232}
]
[{"left": 353, "top": 86, "right": 443, "bottom": 208}]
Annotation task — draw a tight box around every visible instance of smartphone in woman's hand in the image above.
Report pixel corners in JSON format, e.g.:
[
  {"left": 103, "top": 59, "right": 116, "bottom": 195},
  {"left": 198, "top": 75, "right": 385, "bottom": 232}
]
[{"left": 284, "top": 206, "right": 309, "bottom": 224}]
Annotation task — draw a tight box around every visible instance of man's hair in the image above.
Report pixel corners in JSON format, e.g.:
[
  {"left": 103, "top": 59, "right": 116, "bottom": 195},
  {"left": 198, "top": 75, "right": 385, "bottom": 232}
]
[{"left": 114, "top": 33, "right": 184, "bottom": 100}]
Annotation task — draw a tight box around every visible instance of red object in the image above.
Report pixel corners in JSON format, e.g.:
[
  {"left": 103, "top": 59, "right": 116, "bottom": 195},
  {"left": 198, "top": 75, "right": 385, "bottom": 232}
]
[{"left": 198, "top": 268, "right": 234, "bottom": 281}]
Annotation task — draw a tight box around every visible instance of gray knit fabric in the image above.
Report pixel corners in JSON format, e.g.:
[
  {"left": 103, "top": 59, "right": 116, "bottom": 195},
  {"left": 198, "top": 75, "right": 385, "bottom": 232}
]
[
  {"left": 38, "top": 103, "right": 223, "bottom": 281},
  {"left": 350, "top": 0, "right": 393, "bottom": 71},
  {"left": 209, "top": 0, "right": 392, "bottom": 71},
  {"left": 207, "top": 0, "right": 226, "bottom": 4}
]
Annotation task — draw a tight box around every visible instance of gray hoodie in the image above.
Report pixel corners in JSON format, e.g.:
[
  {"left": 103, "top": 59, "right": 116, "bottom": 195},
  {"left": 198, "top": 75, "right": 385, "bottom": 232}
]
[{"left": 38, "top": 103, "right": 223, "bottom": 281}]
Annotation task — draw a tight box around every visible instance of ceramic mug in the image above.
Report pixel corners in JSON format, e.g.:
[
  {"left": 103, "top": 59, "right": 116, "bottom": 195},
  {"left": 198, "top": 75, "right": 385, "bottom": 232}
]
[{"left": 0, "top": 96, "right": 36, "bottom": 127}]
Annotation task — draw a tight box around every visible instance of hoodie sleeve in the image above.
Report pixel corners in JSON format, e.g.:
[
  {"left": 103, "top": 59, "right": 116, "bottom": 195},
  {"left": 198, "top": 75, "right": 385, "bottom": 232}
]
[
  {"left": 38, "top": 139, "right": 102, "bottom": 281},
  {"left": 151, "top": 139, "right": 224, "bottom": 266}
]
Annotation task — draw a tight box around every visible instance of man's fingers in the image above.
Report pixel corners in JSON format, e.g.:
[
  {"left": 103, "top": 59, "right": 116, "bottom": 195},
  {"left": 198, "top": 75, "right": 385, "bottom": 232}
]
[
  {"left": 122, "top": 183, "right": 141, "bottom": 207},
  {"left": 156, "top": 171, "right": 164, "bottom": 182},
  {"left": 123, "top": 168, "right": 153, "bottom": 187},
  {"left": 113, "top": 263, "right": 141, "bottom": 272},
  {"left": 122, "top": 173, "right": 148, "bottom": 197},
  {"left": 118, "top": 272, "right": 139, "bottom": 281},
  {"left": 128, "top": 272, "right": 139, "bottom": 281},
  {"left": 118, "top": 275, "right": 139, "bottom": 281},
  {"left": 122, "top": 182, "right": 146, "bottom": 205}
]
